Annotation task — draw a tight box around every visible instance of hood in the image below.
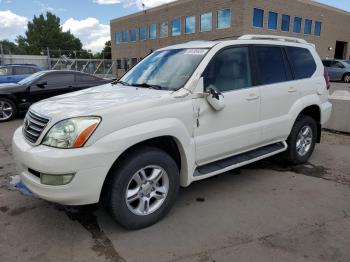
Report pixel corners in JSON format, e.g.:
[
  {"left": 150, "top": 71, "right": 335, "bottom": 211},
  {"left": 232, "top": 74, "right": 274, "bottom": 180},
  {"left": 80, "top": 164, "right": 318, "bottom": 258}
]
[
  {"left": 30, "top": 84, "right": 170, "bottom": 120},
  {"left": 0, "top": 82, "right": 21, "bottom": 91}
]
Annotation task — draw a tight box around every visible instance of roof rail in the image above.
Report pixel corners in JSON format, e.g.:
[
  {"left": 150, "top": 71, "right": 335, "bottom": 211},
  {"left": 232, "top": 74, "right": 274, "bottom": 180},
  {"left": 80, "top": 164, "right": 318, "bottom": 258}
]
[{"left": 238, "top": 35, "right": 308, "bottom": 44}]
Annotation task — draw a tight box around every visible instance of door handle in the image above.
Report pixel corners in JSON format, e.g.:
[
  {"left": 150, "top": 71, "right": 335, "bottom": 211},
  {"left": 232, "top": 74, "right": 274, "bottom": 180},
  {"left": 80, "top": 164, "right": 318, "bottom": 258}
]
[
  {"left": 246, "top": 93, "right": 259, "bottom": 101},
  {"left": 288, "top": 87, "right": 297, "bottom": 93}
]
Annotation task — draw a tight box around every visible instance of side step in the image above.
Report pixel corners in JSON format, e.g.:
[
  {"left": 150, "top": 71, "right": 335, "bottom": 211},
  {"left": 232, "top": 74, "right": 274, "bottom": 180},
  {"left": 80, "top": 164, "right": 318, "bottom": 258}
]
[{"left": 194, "top": 142, "right": 287, "bottom": 177}]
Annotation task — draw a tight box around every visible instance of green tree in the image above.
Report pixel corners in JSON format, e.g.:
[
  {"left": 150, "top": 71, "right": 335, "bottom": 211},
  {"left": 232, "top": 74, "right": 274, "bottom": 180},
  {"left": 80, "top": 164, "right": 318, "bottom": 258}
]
[
  {"left": 94, "top": 41, "right": 111, "bottom": 59},
  {"left": 0, "top": 40, "right": 26, "bottom": 55},
  {"left": 17, "top": 12, "right": 85, "bottom": 58}
]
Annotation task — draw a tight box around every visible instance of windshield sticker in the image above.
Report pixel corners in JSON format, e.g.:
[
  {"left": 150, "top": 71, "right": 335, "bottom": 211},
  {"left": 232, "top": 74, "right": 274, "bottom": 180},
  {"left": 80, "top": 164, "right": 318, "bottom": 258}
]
[{"left": 184, "top": 49, "right": 208, "bottom": 55}]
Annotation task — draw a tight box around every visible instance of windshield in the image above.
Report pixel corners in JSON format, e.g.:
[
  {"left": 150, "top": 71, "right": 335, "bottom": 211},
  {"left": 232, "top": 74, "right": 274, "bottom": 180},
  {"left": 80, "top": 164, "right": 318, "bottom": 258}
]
[
  {"left": 18, "top": 71, "right": 47, "bottom": 85},
  {"left": 120, "top": 48, "right": 208, "bottom": 90}
]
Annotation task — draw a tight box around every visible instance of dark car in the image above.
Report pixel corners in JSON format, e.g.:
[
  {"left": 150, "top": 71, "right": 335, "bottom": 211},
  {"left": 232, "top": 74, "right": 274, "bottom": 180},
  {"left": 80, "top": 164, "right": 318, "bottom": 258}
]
[
  {"left": 0, "top": 70, "right": 111, "bottom": 122},
  {"left": 322, "top": 59, "right": 350, "bottom": 83},
  {"left": 0, "top": 64, "right": 43, "bottom": 84}
]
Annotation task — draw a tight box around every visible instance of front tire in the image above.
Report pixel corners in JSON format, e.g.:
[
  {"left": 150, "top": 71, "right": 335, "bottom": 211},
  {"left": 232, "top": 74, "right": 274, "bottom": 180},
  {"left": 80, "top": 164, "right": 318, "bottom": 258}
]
[
  {"left": 284, "top": 116, "right": 317, "bottom": 165},
  {"left": 107, "top": 146, "right": 179, "bottom": 230},
  {"left": 343, "top": 73, "right": 350, "bottom": 83},
  {"left": 0, "top": 98, "right": 17, "bottom": 122}
]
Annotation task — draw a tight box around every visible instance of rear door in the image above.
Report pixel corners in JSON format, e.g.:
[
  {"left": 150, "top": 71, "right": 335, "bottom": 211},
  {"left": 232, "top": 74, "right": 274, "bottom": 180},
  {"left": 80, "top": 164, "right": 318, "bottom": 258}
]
[{"left": 254, "top": 45, "right": 299, "bottom": 144}]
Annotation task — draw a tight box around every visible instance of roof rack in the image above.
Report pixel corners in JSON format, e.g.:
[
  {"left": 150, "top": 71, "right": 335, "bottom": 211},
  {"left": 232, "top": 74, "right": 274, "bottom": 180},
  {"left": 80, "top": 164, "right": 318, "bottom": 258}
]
[{"left": 238, "top": 35, "right": 308, "bottom": 44}]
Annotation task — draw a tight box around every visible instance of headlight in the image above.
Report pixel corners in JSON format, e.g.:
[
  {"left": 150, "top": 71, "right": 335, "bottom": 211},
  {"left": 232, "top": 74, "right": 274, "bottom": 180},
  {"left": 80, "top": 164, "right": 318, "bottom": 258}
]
[{"left": 42, "top": 117, "right": 101, "bottom": 148}]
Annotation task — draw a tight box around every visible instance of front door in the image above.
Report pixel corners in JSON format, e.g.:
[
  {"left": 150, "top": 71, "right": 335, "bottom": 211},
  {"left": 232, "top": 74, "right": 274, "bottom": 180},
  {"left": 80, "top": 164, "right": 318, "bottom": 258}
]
[{"left": 194, "top": 46, "right": 261, "bottom": 165}]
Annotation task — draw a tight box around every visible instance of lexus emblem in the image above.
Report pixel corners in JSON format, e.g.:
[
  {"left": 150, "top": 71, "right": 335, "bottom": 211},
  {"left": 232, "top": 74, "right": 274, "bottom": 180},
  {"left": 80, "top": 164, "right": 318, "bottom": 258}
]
[{"left": 24, "top": 119, "right": 30, "bottom": 129}]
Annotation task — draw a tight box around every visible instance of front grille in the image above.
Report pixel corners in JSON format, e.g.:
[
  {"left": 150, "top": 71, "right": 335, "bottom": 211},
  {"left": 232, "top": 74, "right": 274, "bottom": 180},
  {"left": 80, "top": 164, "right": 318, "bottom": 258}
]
[{"left": 23, "top": 110, "right": 50, "bottom": 144}]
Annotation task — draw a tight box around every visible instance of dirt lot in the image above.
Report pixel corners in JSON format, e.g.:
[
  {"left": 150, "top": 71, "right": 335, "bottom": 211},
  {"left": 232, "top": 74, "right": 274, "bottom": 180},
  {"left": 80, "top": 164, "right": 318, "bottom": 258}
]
[{"left": 0, "top": 83, "right": 350, "bottom": 262}]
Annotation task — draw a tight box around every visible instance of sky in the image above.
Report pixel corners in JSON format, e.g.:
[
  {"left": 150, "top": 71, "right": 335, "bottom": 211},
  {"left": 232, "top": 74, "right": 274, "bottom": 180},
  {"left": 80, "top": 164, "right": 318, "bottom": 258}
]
[{"left": 0, "top": 0, "right": 349, "bottom": 52}]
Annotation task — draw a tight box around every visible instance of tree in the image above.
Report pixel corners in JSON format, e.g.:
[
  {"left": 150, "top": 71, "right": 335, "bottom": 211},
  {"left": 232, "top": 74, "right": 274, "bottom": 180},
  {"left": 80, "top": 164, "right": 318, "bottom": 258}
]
[
  {"left": 94, "top": 41, "right": 111, "bottom": 59},
  {"left": 0, "top": 40, "right": 26, "bottom": 55},
  {"left": 17, "top": 12, "right": 85, "bottom": 58}
]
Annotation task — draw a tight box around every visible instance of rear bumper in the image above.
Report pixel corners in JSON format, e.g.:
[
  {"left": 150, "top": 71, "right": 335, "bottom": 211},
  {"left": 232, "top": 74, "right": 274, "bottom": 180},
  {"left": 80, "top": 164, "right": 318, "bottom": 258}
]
[{"left": 320, "top": 101, "right": 332, "bottom": 126}]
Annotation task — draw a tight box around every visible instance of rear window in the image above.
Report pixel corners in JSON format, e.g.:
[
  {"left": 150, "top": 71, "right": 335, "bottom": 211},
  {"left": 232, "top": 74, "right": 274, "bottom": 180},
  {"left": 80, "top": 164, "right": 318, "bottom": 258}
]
[
  {"left": 286, "top": 47, "right": 316, "bottom": 80},
  {"left": 255, "top": 46, "right": 289, "bottom": 85}
]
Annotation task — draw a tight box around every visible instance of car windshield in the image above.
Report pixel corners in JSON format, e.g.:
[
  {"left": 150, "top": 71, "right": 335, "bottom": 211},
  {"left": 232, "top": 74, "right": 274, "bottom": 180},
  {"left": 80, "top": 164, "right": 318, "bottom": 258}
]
[
  {"left": 18, "top": 71, "right": 47, "bottom": 85},
  {"left": 120, "top": 48, "right": 209, "bottom": 90}
]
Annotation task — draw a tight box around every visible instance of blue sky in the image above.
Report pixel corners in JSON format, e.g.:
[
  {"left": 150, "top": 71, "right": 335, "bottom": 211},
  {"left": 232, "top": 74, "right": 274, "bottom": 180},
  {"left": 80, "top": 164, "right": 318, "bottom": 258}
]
[{"left": 0, "top": 0, "right": 349, "bottom": 52}]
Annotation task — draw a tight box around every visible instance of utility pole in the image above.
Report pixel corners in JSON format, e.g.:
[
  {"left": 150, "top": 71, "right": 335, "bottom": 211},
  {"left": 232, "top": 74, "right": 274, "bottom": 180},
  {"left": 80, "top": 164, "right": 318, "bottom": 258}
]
[{"left": 47, "top": 47, "right": 51, "bottom": 69}]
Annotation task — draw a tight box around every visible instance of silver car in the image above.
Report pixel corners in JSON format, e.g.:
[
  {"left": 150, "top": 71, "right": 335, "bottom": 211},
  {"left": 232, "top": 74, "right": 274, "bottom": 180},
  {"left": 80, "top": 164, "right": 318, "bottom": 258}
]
[{"left": 322, "top": 59, "right": 350, "bottom": 83}]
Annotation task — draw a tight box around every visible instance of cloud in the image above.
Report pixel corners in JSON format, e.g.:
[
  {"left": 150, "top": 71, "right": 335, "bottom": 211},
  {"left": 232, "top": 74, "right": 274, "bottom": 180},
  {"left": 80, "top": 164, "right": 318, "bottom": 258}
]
[
  {"left": 62, "top": 17, "right": 110, "bottom": 53},
  {"left": 0, "top": 10, "right": 28, "bottom": 41},
  {"left": 94, "top": 0, "right": 177, "bottom": 9}
]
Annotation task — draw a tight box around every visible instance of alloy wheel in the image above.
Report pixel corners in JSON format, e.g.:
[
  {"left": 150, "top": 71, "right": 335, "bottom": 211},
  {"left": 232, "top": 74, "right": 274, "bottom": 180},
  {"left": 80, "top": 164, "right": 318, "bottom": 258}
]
[
  {"left": 0, "top": 100, "right": 14, "bottom": 121},
  {"left": 296, "top": 126, "right": 313, "bottom": 157}
]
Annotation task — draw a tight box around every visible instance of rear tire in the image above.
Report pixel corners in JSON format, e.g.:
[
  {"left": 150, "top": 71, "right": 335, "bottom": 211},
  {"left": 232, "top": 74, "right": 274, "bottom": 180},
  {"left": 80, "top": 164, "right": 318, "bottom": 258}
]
[
  {"left": 284, "top": 116, "right": 317, "bottom": 165},
  {"left": 343, "top": 73, "right": 350, "bottom": 83},
  {"left": 0, "top": 98, "right": 17, "bottom": 122},
  {"left": 107, "top": 146, "right": 179, "bottom": 230}
]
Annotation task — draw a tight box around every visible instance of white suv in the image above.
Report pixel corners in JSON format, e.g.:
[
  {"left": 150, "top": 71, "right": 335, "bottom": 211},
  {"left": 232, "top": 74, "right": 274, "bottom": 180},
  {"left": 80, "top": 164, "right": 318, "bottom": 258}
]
[{"left": 12, "top": 35, "right": 332, "bottom": 229}]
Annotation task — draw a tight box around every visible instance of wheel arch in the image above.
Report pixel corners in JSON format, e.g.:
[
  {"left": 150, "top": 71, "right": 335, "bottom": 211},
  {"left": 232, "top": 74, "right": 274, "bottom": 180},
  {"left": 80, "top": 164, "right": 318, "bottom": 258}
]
[{"left": 295, "top": 104, "right": 321, "bottom": 143}]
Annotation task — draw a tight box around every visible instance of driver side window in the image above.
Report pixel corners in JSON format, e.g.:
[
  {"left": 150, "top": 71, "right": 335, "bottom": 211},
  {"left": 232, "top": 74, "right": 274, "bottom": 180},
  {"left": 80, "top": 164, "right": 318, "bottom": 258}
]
[{"left": 203, "top": 47, "right": 252, "bottom": 92}]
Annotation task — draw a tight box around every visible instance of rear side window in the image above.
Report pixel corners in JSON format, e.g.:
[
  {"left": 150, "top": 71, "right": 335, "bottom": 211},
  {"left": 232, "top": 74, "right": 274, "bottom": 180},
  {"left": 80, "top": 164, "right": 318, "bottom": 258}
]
[
  {"left": 13, "top": 67, "right": 31, "bottom": 75},
  {"left": 286, "top": 47, "right": 316, "bottom": 80},
  {"left": 254, "top": 46, "right": 288, "bottom": 85}
]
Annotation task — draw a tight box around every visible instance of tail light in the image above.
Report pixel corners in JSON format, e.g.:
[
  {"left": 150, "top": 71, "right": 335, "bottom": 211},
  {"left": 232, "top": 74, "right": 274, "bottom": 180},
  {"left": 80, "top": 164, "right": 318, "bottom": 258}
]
[{"left": 324, "top": 67, "right": 331, "bottom": 90}]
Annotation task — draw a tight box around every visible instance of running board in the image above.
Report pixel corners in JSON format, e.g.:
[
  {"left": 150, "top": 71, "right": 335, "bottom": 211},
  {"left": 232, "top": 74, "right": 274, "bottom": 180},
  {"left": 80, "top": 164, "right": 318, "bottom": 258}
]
[{"left": 194, "top": 142, "right": 287, "bottom": 177}]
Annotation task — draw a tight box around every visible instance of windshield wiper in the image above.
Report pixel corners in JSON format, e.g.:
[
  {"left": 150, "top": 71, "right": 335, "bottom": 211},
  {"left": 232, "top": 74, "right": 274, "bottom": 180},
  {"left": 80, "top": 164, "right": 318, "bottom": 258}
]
[
  {"left": 131, "top": 83, "right": 163, "bottom": 90},
  {"left": 111, "top": 80, "right": 129, "bottom": 86}
]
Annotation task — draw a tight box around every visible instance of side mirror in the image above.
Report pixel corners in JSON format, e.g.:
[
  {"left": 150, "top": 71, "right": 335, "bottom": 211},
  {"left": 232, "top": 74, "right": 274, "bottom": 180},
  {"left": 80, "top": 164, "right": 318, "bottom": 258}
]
[
  {"left": 36, "top": 81, "right": 47, "bottom": 88},
  {"left": 206, "top": 85, "right": 225, "bottom": 111}
]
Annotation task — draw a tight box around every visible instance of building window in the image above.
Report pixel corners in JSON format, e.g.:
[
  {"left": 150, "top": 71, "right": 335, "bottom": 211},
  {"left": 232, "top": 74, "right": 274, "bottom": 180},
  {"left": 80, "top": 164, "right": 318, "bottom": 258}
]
[
  {"left": 268, "top": 11, "right": 277, "bottom": 30},
  {"left": 200, "top": 12, "right": 212, "bottom": 32},
  {"left": 160, "top": 22, "right": 169, "bottom": 38},
  {"left": 281, "top": 14, "right": 290, "bottom": 32},
  {"left": 130, "top": 28, "right": 137, "bottom": 42},
  {"left": 116, "top": 32, "right": 121, "bottom": 44},
  {"left": 140, "top": 27, "right": 147, "bottom": 40},
  {"left": 314, "top": 21, "right": 322, "bottom": 36},
  {"left": 123, "top": 30, "right": 128, "bottom": 42},
  {"left": 185, "top": 16, "right": 196, "bottom": 34},
  {"left": 253, "top": 8, "right": 264, "bottom": 28},
  {"left": 304, "top": 19, "right": 312, "bottom": 34},
  {"left": 294, "top": 17, "right": 302, "bottom": 33},
  {"left": 217, "top": 9, "right": 231, "bottom": 29},
  {"left": 149, "top": 23, "right": 157, "bottom": 39},
  {"left": 172, "top": 18, "right": 181, "bottom": 36}
]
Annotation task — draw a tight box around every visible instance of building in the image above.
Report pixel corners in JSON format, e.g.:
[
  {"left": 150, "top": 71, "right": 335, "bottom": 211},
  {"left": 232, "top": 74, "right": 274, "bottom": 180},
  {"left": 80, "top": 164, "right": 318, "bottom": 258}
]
[{"left": 110, "top": 0, "right": 350, "bottom": 75}]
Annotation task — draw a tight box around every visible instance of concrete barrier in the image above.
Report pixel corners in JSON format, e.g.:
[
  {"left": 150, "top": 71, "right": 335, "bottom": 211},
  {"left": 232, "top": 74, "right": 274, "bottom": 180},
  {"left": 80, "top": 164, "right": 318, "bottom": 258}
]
[{"left": 324, "top": 90, "right": 350, "bottom": 133}]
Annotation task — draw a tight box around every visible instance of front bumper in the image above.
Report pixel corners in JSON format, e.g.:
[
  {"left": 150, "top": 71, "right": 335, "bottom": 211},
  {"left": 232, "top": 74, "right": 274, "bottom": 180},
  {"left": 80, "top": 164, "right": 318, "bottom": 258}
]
[{"left": 12, "top": 127, "right": 115, "bottom": 205}]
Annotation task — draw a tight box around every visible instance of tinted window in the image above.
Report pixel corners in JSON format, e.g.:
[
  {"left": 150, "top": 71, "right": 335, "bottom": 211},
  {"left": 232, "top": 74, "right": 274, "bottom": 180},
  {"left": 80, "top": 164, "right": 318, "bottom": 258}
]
[
  {"left": 304, "top": 19, "right": 312, "bottom": 34},
  {"left": 253, "top": 8, "right": 264, "bottom": 28},
  {"left": 286, "top": 47, "right": 316, "bottom": 80},
  {"left": 255, "top": 46, "right": 288, "bottom": 85},
  {"left": 116, "top": 32, "right": 121, "bottom": 44},
  {"left": 14, "top": 67, "right": 31, "bottom": 75},
  {"left": 140, "top": 27, "right": 146, "bottom": 40},
  {"left": 160, "top": 22, "right": 168, "bottom": 38},
  {"left": 172, "top": 18, "right": 181, "bottom": 36},
  {"left": 294, "top": 17, "right": 302, "bottom": 33},
  {"left": 203, "top": 47, "right": 252, "bottom": 92},
  {"left": 268, "top": 11, "right": 278, "bottom": 30},
  {"left": 314, "top": 21, "right": 322, "bottom": 36},
  {"left": 201, "top": 12, "right": 212, "bottom": 32},
  {"left": 40, "top": 73, "right": 75, "bottom": 86},
  {"left": 217, "top": 9, "right": 231, "bottom": 29},
  {"left": 76, "top": 73, "right": 99, "bottom": 82},
  {"left": 281, "top": 14, "right": 290, "bottom": 32},
  {"left": 149, "top": 24, "right": 157, "bottom": 39},
  {"left": 130, "top": 28, "right": 137, "bottom": 41},
  {"left": 185, "top": 16, "right": 196, "bottom": 34}
]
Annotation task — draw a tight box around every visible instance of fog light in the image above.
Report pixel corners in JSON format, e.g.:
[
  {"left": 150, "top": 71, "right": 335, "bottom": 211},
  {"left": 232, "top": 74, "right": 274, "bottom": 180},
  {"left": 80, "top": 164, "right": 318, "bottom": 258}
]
[{"left": 40, "top": 173, "right": 75, "bottom": 186}]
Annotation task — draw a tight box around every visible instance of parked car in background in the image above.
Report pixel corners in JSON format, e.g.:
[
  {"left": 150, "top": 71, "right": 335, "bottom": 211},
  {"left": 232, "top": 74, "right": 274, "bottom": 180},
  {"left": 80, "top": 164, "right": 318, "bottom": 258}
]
[
  {"left": 322, "top": 59, "right": 350, "bottom": 83},
  {"left": 0, "top": 64, "right": 42, "bottom": 84},
  {"left": 0, "top": 70, "right": 111, "bottom": 122}
]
